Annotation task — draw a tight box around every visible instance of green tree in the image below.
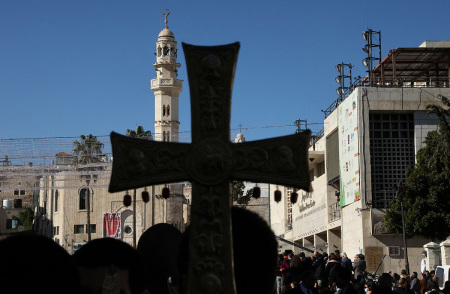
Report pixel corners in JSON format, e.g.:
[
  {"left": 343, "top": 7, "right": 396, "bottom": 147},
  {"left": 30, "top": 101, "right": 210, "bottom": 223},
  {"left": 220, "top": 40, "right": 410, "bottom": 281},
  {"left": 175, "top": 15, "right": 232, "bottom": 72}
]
[
  {"left": 384, "top": 95, "right": 450, "bottom": 241},
  {"left": 72, "top": 134, "right": 105, "bottom": 164},
  {"left": 126, "top": 126, "right": 153, "bottom": 140},
  {"left": 231, "top": 181, "right": 253, "bottom": 207},
  {"left": 12, "top": 208, "right": 34, "bottom": 231}
]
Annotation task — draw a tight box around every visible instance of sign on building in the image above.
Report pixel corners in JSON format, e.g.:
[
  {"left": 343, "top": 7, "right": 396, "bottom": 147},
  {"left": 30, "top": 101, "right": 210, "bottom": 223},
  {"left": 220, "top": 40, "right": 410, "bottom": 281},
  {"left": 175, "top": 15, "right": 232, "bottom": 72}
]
[{"left": 338, "top": 95, "right": 360, "bottom": 207}]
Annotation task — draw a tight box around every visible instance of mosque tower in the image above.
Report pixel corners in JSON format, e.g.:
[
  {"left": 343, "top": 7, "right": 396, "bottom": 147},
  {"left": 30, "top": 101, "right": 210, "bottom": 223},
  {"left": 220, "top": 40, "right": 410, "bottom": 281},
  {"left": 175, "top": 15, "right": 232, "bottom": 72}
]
[{"left": 151, "top": 10, "right": 183, "bottom": 142}]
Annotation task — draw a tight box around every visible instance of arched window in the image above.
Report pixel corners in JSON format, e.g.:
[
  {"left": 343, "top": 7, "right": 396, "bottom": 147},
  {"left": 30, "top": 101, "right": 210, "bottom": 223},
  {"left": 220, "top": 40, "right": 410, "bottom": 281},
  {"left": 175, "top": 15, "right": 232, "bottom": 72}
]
[
  {"left": 163, "top": 131, "right": 166, "bottom": 142},
  {"left": 79, "top": 188, "right": 90, "bottom": 210},
  {"left": 163, "top": 106, "right": 166, "bottom": 116},
  {"left": 167, "top": 105, "right": 170, "bottom": 116},
  {"left": 167, "top": 131, "right": 170, "bottom": 142},
  {"left": 163, "top": 46, "right": 169, "bottom": 56}
]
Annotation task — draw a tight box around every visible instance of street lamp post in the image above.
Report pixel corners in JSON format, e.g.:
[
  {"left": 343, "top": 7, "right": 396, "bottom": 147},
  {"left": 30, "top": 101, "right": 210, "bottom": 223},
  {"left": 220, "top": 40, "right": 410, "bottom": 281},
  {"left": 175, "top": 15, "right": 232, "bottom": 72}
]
[{"left": 86, "top": 178, "right": 91, "bottom": 242}]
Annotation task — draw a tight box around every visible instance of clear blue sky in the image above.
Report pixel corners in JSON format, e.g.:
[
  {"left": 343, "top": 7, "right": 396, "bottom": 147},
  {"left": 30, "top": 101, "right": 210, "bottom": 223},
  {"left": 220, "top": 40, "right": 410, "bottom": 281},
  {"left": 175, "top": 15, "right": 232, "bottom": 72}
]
[{"left": 2, "top": 0, "right": 450, "bottom": 142}]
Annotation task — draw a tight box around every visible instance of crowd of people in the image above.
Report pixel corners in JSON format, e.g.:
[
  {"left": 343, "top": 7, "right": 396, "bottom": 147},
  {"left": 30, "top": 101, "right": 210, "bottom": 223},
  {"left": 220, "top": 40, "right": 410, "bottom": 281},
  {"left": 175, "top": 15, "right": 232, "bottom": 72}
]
[
  {"left": 276, "top": 250, "right": 450, "bottom": 294},
  {"left": 1, "top": 206, "right": 450, "bottom": 294}
]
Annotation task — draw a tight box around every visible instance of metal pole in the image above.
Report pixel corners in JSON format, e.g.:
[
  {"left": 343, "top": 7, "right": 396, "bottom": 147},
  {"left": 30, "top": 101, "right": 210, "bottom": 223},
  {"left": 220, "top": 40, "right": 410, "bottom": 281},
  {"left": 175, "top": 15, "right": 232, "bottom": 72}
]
[
  {"left": 401, "top": 201, "right": 410, "bottom": 275},
  {"left": 133, "top": 189, "right": 137, "bottom": 248},
  {"left": 87, "top": 179, "right": 91, "bottom": 242},
  {"left": 152, "top": 185, "right": 155, "bottom": 226}
]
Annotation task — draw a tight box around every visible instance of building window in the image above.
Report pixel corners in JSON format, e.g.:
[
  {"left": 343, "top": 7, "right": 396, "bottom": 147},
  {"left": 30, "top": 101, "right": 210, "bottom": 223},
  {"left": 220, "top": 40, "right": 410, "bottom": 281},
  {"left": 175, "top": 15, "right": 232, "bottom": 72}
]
[
  {"left": 370, "top": 113, "right": 415, "bottom": 208},
  {"left": 54, "top": 190, "right": 59, "bottom": 212},
  {"left": 74, "top": 225, "right": 84, "bottom": 234},
  {"left": 20, "top": 190, "right": 25, "bottom": 195},
  {"left": 88, "top": 224, "right": 96, "bottom": 234},
  {"left": 166, "top": 105, "right": 170, "bottom": 116},
  {"left": 167, "top": 131, "right": 170, "bottom": 142},
  {"left": 163, "top": 106, "right": 166, "bottom": 116},
  {"left": 14, "top": 189, "right": 19, "bottom": 195},
  {"left": 53, "top": 226, "right": 59, "bottom": 236},
  {"left": 6, "top": 219, "right": 18, "bottom": 230},
  {"left": 79, "top": 188, "right": 90, "bottom": 210}
]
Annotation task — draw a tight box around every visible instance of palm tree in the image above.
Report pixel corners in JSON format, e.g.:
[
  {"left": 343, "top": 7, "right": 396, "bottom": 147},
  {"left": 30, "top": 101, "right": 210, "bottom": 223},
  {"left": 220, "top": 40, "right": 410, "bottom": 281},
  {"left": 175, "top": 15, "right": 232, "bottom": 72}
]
[
  {"left": 72, "top": 134, "right": 105, "bottom": 164},
  {"left": 126, "top": 126, "right": 153, "bottom": 140},
  {"left": 72, "top": 134, "right": 104, "bottom": 242}
]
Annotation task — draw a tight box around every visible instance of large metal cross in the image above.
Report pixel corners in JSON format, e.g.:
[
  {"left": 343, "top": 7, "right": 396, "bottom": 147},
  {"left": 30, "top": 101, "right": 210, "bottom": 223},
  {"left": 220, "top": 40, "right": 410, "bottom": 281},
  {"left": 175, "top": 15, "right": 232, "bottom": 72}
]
[{"left": 109, "top": 42, "right": 311, "bottom": 294}]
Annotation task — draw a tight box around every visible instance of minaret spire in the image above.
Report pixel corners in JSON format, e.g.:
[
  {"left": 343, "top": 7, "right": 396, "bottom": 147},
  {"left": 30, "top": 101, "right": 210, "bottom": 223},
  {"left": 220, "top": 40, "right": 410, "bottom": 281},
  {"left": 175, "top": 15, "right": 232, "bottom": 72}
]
[
  {"left": 163, "top": 9, "right": 170, "bottom": 28},
  {"left": 151, "top": 11, "right": 183, "bottom": 142}
]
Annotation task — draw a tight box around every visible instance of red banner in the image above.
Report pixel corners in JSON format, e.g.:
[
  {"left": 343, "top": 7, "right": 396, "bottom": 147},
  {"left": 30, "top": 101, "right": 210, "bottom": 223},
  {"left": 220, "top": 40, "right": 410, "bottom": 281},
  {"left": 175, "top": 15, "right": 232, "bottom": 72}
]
[{"left": 103, "top": 213, "right": 121, "bottom": 239}]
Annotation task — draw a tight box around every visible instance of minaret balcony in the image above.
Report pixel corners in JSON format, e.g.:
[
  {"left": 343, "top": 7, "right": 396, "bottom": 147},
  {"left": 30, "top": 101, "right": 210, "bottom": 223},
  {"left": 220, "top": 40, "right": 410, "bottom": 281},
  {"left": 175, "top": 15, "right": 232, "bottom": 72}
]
[
  {"left": 151, "top": 78, "right": 183, "bottom": 90},
  {"left": 156, "top": 56, "right": 177, "bottom": 64}
]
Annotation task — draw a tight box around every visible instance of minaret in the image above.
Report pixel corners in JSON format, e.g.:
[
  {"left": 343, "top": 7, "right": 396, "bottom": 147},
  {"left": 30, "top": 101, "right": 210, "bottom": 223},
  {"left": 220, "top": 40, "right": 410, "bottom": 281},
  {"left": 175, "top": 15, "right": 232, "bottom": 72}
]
[{"left": 151, "top": 10, "right": 183, "bottom": 142}]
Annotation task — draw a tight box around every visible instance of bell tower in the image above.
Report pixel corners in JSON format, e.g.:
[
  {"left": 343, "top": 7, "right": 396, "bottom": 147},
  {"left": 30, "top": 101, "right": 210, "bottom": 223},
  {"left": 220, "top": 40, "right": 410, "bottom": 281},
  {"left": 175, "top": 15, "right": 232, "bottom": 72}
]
[{"left": 151, "top": 10, "right": 183, "bottom": 142}]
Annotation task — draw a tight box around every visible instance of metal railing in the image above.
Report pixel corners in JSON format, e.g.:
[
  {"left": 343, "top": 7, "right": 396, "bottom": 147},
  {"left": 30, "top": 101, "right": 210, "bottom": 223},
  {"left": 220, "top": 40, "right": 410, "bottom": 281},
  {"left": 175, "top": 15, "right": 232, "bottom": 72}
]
[
  {"left": 322, "top": 76, "right": 450, "bottom": 119},
  {"left": 329, "top": 201, "right": 341, "bottom": 222}
]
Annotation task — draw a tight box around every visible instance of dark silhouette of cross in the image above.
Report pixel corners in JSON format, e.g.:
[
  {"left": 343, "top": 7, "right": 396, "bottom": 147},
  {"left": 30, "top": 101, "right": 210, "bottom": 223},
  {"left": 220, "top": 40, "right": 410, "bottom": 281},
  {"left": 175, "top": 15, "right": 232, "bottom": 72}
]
[{"left": 109, "top": 42, "right": 311, "bottom": 294}]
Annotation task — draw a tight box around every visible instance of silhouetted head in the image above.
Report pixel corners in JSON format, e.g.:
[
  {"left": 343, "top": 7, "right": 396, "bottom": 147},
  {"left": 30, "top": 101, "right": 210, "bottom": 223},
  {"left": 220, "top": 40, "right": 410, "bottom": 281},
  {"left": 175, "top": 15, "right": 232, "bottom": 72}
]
[
  {"left": 137, "top": 223, "right": 181, "bottom": 294},
  {"left": 73, "top": 237, "right": 145, "bottom": 294},
  {"left": 0, "top": 233, "right": 80, "bottom": 293}
]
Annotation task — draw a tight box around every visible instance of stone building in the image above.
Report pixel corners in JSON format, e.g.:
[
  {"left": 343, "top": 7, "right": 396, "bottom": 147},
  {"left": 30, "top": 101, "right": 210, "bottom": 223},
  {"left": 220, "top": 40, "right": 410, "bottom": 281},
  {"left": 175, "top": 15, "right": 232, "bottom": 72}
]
[
  {"left": 32, "top": 15, "right": 189, "bottom": 252},
  {"left": 270, "top": 40, "right": 450, "bottom": 273},
  {"left": 0, "top": 162, "right": 37, "bottom": 238}
]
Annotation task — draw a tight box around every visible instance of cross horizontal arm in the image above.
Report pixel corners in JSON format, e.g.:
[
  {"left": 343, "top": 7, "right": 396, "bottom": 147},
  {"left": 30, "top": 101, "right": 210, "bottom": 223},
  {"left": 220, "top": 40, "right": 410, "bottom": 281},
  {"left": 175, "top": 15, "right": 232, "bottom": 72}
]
[
  {"left": 231, "top": 131, "right": 312, "bottom": 192},
  {"left": 108, "top": 132, "right": 190, "bottom": 193}
]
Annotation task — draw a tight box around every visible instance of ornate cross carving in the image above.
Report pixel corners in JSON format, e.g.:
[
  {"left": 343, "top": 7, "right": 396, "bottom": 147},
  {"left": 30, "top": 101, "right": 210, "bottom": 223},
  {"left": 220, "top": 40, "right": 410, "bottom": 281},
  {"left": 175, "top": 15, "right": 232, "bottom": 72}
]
[{"left": 109, "top": 42, "right": 311, "bottom": 294}]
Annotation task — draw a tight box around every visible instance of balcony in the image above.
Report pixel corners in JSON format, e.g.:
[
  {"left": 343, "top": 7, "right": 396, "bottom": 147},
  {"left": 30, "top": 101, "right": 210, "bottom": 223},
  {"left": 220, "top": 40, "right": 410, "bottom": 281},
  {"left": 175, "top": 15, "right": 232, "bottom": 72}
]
[
  {"left": 329, "top": 201, "right": 341, "bottom": 222},
  {"left": 151, "top": 78, "right": 183, "bottom": 90}
]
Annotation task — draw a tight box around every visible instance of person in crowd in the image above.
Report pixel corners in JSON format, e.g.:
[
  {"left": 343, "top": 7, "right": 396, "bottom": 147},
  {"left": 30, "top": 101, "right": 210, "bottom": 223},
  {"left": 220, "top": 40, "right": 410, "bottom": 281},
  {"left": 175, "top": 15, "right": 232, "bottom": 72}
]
[
  {"left": 137, "top": 223, "right": 181, "bottom": 294},
  {"left": 286, "top": 281, "right": 300, "bottom": 294},
  {"left": 281, "top": 253, "right": 292, "bottom": 292},
  {"left": 411, "top": 272, "right": 421, "bottom": 294},
  {"left": 300, "top": 251, "right": 314, "bottom": 272},
  {"left": 395, "top": 278, "right": 410, "bottom": 294},
  {"left": 353, "top": 254, "right": 367, "bottom": 281},
  {"left": 277, "top": 254, "right": 286, "bottom": 294},
  {"left": 291, "top": 254, "right": 304, "bottom": 284},
  {"left": 341, "top": 252, "right": 353, "bottom": 283},
  {"left": 286, "top": 270, "right": 319, "bottom": 294},
  {"left": 326, "top": 253, "right": 345, "bottom": 289},
  {"left": 401, "top": 270, "right": 411, "bottom": 285},
  {"left": 72, "top": 237, "right": 146, "bottom": 294},
  {"left": 425, "top": 276, "right": 442, "bottom": 294},
  {"left": 442, "top": 281, "right": 450, "bottom": 294},
  {"left": 365, "top": 280, "right": 377, "bottom": 294},
  {"left": 335, "top": 250, "right": 342, "bottom": 262},
  {"left": 378, "top": 273, "right": 397, "bottom": 294},
  {"left": 421, "top": 271, "right": 431, "bottom": 294},
  {"left": 312, "top": 251, "right": 327, "bottom": 289},
  {"left": 0, "top": 233, "right": 80, "bottom": 294}
]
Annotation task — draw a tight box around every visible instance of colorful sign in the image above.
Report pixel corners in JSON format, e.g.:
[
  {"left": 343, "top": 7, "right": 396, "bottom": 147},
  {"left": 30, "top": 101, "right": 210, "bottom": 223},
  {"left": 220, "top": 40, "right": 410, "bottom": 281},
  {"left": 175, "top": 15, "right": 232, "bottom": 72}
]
[{"left": 338, "top": 96, "right": 360, "bottom": 207}]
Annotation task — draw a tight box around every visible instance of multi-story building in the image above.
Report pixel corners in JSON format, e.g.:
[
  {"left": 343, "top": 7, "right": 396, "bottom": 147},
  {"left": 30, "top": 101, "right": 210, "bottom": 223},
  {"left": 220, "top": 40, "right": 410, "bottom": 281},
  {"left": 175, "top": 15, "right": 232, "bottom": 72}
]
[{"left": 270, "top": 40, "right": 450, "bottom": 273}]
